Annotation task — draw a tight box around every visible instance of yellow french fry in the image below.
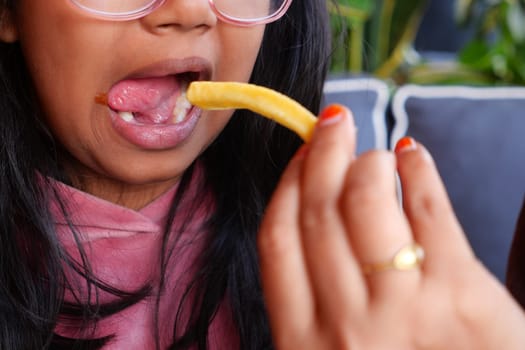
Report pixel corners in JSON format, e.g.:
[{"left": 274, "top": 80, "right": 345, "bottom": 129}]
[{"left": 186, "top": 81, "right": 318, "bottom": 142}]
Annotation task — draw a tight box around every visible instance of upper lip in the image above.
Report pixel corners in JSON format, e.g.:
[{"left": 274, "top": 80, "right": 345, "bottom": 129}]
[
  {"left": 101, "top": 57, "right": 211, "bottom": 110},
  {"left": 122, "top": 56, "right": 212, "bottom": 81}
]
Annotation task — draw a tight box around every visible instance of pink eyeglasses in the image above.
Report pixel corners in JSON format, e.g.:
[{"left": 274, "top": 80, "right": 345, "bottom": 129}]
[{"left": 69, "top": 0, "right": 293, "bottom": 26}]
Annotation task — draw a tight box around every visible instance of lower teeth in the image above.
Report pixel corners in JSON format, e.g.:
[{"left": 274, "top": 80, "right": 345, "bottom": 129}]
[
  {"left": 117, "top": 85, "right": 192, "bottom": 124},
  {"left": 172, "top": 91, "right": 191, "bottom": 123},
  {"left": 119, "top": 111, "right": 134, "bottom": 122}
]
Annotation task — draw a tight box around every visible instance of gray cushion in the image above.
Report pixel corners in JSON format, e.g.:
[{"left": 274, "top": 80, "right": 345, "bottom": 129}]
[
  {"left": 322, "top": 76, "right": 390, "bottom": 154},
  {"left": 391, "top": 84, "right": 525, "bottom": 281}
]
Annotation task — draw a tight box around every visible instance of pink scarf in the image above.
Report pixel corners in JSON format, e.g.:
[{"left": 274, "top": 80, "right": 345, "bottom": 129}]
[{"left": 49, "top": 170, "right": 238, "bottom": 349}]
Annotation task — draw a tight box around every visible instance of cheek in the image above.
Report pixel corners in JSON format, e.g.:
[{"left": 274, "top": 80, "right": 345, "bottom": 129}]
[
  {"left": 215, "top": 26, "right": 265, "bottom": 82},
  {"left": 20, "top": 33, "right": 117, "bottom": 113},
  {"left": 15, "top": 1, "right": 123, "bottom": 116},
  {"left": 16, "top": 21, "right": 127, "bottom": 149}
]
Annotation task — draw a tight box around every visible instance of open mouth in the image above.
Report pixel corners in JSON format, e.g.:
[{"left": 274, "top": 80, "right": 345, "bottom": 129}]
[
  {"left": 95, "top": 58, "right": 212, "bottom": 149},
  {"left": 105, "top": 71, "right": 201, "bottom": 126}
]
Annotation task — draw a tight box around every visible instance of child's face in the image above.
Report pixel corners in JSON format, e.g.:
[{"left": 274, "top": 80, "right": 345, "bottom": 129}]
[{"left": 1, "top": 1, "right": 265, "bottom": 207}]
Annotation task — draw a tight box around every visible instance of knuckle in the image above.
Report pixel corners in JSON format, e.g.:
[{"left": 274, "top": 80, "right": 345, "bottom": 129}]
[
  {"left": 452, "top": 260, "right": 495, "bottom": 326},
  {"left": 410, "top": 189, "right": 447, "bottom": 221},
  {"left": 300, "top": 201, "right": 337, "bottom": 232},
  {"left": 314, "top": 131, "right": 349, "bottom": 150},
  {"left": 258, "top": 220, "right": 293, "bottom": 259}
]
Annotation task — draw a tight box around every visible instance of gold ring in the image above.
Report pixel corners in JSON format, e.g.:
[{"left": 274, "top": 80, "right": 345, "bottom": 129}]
[{"left": 361, "top": 243, "right": 425, "bottom": 275}]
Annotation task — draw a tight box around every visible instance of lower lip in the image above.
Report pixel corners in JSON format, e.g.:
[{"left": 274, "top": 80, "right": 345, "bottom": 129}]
[{"left": 109, "top": 107, "right": 201, "bottom": 149}]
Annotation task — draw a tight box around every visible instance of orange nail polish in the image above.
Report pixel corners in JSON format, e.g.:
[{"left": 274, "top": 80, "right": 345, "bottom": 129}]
[
  {"left": 395, "top": 136, "right": 417, "bottom": 154},
  {"left": 318, "top": 104, "right": 345, "bottom": 125}
]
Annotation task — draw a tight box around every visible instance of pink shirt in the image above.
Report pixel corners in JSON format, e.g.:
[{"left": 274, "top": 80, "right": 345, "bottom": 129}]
[{"left": 49, "top": 173, "right": 238, "bottom": 349}]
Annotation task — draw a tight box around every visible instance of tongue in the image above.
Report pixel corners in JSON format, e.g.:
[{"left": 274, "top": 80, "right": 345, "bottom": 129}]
[{"left": 107, "top": 76, "right": 183, "bottom": 124}]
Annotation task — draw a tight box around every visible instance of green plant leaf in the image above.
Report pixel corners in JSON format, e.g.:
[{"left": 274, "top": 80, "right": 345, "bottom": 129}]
[
  {"left": 337, "top": 0, "right": 375, "bottom": 13},
  {"left": 458, "top": 39, "right": 492, "bottom": 69},
  {"left": 328, "top": 0, "right": 428, "bottom": 79},
  {"left": 506, "top": 0, "right": 525, "bottom": 43}
]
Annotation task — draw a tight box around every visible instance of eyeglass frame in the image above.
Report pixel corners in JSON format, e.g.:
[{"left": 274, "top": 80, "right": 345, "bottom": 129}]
[{"left": 69, "top": 0, "right": 293, "bottom": 26}]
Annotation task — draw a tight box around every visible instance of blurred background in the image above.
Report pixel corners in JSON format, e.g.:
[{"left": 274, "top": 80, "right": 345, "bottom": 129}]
[
  {"left": 329, "top": 0, "right": 525, "bottom": 86},
  {"left": 326, "top": 0, "right": 525, "bottom": 282},
  {"left": 415, "top": 0, "right": 473, "bottom": 53}
]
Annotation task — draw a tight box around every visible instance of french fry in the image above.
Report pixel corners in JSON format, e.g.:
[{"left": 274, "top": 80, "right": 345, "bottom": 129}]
[{"left": 186, "top": 81, "right": 317, "bottom": 142}]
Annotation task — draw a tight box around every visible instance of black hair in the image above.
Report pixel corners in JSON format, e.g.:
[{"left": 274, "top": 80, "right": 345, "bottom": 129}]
[{"left": 0, "top": 0, "right": 331, "bottom": 348}]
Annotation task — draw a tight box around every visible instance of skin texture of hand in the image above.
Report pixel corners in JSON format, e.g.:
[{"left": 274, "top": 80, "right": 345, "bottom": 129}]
[{"left": 258, "top": 104, "right": 525, "bottom": 350}]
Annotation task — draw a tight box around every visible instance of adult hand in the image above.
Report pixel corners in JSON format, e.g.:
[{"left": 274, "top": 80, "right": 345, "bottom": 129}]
[{"left": 258, "top": 104, "right": 525, "bottom": 349}]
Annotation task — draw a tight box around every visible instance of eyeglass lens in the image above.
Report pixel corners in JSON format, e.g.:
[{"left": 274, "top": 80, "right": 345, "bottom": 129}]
[
  {"left": 71, "top": 0, "right": 287, "bottom": 20},
  {"left": 213, "top": 0, "right": 284, "bottom": 19}
]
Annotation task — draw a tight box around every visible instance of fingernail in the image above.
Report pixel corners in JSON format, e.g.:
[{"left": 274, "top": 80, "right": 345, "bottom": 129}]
[
  {"left": 318, "top": 104, "right": 346, "bottom": 126},
  {"left": 395, "top": 136, "right": 417, "bottom": 154}
]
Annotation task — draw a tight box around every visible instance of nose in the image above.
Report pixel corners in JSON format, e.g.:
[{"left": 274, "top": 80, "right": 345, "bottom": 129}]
[{"left": 141, "top": 0, "right": 217, "bottom": 32}]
